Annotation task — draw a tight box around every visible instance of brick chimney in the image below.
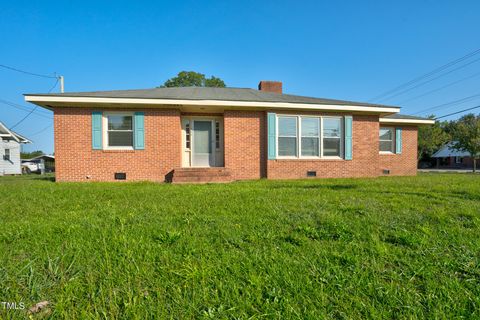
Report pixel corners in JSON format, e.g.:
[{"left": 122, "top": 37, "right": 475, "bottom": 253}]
[{"left": 258, "top": 81, "right": 282, "bottom": 94}]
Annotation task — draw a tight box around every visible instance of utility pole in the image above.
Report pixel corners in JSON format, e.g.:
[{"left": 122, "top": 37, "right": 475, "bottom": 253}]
[{"left": 59, "top": 75, "right": 64, "bottom": 93}]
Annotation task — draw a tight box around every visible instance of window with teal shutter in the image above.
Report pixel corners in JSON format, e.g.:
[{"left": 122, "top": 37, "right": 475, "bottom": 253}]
[
  {"left": 92, "top": 111, "right": 103, "bottom": 149},
  {"left": 134, "top": 112, "right": 145, "bottom": 150},
  {"left": 267, "top": 113, "right": 276, "bottom": 159},
  {"left": 395, "top": 128, "right": 402, "bottom": 154},
  {"left": 344, "top": 116, "right": 353, "bottom": 160}
]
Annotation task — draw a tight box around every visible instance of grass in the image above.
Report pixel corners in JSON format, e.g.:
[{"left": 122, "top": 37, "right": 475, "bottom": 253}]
[{"left": 0, "top": 173, "right": 479, "bottom": 319}]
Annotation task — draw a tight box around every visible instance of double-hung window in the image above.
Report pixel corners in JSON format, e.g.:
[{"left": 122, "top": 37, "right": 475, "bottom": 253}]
[
  {"left": 277, "top": 115, "right": 343, "bottom": 158},
  {"left": 379, "top": 127, "right": 394, "bottom": 153},
  {"left": 278, "top": 116, "right": 298, "bottom": 157},
  {"left": 106, "top": 113, "right": 134, "bottom": 148},
  {"left": 322, "top": 118, "right": 342, "bottom": 157},
  {"left": 3, "top": 149, "right": 10, "bottom": 161},
  {"left": 301, "top": 117, "right": 320, "bottom": 157}
]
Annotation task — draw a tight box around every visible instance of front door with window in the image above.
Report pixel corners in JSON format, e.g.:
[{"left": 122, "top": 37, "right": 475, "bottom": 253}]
[
  {"left": 192, "top": 120, "right": 214, "bottom": 167},
  {"left": 181, "top": 117, "right": 224, "bottom": 167}
]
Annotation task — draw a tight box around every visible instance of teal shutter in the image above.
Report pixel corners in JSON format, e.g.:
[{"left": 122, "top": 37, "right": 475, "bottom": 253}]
[
  {"left": 267, "top": 112, "right": 276, "bottom": 160},
  {"left": 344, "top": 116, "right": 353, "bottom": 160},
  {"left": 395, "top": 128, "right": 402, "bottom": 154},
  {"left": 134, "top": 112, "right": 145, "bottom": 150},
  {"left": 92, "top": 111, "right": 102, "bottom": 150}
]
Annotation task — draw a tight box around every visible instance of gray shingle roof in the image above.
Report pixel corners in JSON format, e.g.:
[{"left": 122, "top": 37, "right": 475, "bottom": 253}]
[
  {"left": 25, "top": 86, "right": 398, "bottom": 109},
  {"left": 383, "top": 114, "right": 432, "bottom": 121}
]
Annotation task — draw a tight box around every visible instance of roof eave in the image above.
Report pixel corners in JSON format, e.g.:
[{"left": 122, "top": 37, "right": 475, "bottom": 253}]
[
  {"left": 379, "top": 117, "right": 435, "bottom": 125},
  {"left": 24, "top": 95, "right": 400, "bottom": 115}
]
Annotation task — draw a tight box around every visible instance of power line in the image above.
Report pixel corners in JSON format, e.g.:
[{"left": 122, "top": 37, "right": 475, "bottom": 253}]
[
  {"left": 0, "top": 63, "right": 57, "bottom": 79},
  {"left": 9, "top": 78, "right": 59, "bottom": 130},
  {"left": 46, "top": 77, "right": 59, "bottom": 93},
  {"left": 0, "top": 97, "right": 52, "bottom": 114},
  {"left": 369, "top": 47, "right": 480, "bottom": 102},
  {"left": 412, "top": 93, "right": 480, "bottom": 115},
  {"left": 435, "top": 105, "right": 480, "bottom": 120},
  {"left": 377, "top": 56, "right": 480, "bottom": 103},
  {"left": 29, "top": 123, "right": 53, "bottom": 136},
  {"left": 0, "top": 99, "right": 52, "bottom": 118},
  {"left": 398, "top": 71, "right": 480, "bottom": 105}
]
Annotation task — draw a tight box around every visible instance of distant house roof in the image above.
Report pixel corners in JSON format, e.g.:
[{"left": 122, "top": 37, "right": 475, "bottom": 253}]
[
  {"left": 432, "top": 142, "right": 472, "bottom": 158},
  {"left": 26, "top": 86, "right": 398, "bottom": 109},
  {"left": 0, "top": 121, "right": 31, "bottom": 143},
  {"left": 27, "top": 154, "right": 55, "bottom": 161}
]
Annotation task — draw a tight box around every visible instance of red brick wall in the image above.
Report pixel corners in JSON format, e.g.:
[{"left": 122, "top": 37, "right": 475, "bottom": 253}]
[
  {"left": 224, "top": 110, "right": 266, "bottom": 180},
  {"left": 54, "top": 107, "right": 419, "bottom": 182},
  {"left": 54, "top": 107, "right": 181, "bottom": 182},
  {"left": 267, "top": 114, "right": 381, "bottom": 179},
  {"left": 379, "top": 126, "right": 418, "bottom": 176}
]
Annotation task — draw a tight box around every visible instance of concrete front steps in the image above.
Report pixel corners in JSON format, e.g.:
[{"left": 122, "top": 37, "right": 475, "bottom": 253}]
[{"left": 166, "top": 167, "right": 232, "bottom": 184}]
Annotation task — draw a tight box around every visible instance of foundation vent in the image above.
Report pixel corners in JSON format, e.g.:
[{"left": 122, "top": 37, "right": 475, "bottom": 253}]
[
  {"left": 114, "top": 172, "right": 127, "bottom": 180},
  {"left": 307, "top": 171, "right": 317, "bottom": 177}
]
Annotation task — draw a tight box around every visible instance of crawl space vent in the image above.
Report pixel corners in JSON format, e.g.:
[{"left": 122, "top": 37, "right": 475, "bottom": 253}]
[
  {"left": 307, "top": 171, "right": 317, "bottom": 177},
  {"left": 114, "top": 172, "right": 127, "bottom": 180}
]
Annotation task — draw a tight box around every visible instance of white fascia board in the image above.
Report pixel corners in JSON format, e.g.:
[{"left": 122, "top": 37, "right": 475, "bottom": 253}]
[
  {"left": 0, "top": 122, "right": 20, "bottom": 142},
  {"left": 25, "top": 95, "right": 401, "bottom": 114},
  {"left": 379, "top": 118, "right": 435, "bottom": 125}
]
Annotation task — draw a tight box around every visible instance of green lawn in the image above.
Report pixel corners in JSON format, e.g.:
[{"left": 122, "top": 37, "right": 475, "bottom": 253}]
[{"left": 0, "top": 174, "right": 479, "bottom": 319}]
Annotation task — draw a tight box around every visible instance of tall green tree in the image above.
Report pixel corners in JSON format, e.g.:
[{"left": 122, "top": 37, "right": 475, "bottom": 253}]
[
  {"left": 160, "top": 71, "right": 226, "bottom": 88},
  {"left": 418, "top": 116, "right": 450, "bottom": 161},
  {"left": 451, "top": 113, "right": 480, "bottom": 172}
]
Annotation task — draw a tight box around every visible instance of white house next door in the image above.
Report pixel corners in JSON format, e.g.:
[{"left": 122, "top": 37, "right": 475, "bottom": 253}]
[{"left": 192, "top": 120, "right": 214, "bottom": 167}]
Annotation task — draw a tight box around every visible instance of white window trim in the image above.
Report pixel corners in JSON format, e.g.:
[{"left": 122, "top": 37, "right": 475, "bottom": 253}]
[
  {"left": 4, "top": 148, "right": 10, "bottom": 161},
  {"left": 379, "top": 126, "right": 395, "bottom": 154},
  {"left": 276, "top": 114, "right": 344, "bottom": 160},
  {"left": 103, "top": 112, "right": 135, "bottom": 150}
]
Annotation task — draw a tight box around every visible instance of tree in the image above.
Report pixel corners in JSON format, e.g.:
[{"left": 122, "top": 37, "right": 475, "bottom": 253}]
[
  {"left": 20, "top": 150, "right": 44, "bottom": 159},
  {"left": 417, "top": 116, "right": 450, "bottom": 161},
  {"left": 160, "top": 71, "right": 226, "bottom": 88},
  {"left": 451, "top": 113, "right": 480, "bottom": 172}
]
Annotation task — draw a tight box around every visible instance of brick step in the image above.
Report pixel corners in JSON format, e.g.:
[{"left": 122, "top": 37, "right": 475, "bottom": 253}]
[
  {"left": 171, "top": 175, "right": 232, "bottom": 184},
  {"left": 173, "top": 171, "right": 231, "bottom": 178},
  {"left": 167, "top": 167, "right": 232, "bottom": 183},
  {"left": 173, "top": 167, "right": 228, "bottom": 172}
]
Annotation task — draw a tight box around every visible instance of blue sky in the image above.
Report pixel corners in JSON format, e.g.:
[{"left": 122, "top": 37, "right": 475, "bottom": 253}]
[{"left": 1, "top": 0, "right": 480, "bottom": 153}]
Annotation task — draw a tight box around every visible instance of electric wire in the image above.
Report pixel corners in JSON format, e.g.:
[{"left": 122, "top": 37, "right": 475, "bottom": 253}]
[
  {"left": 435, "top": 105, "right": 480, "bottom": 120},
  {"left": 369, "top": 47, "right": 480, "bottom": 102},
  {"left": 0, "top": 63, "right": 57, "bottom": 79},
  {"left": 9, "top": 78, "right": 59, "bottom": 130}
]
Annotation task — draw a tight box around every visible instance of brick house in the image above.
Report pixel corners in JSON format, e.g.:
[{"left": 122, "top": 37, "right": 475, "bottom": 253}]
[
  {"left": 25, "top": 81, "right": 434, "bottom": 183},
  {"left": 432, "top": 142, "right": 476, "bottom": 169}
]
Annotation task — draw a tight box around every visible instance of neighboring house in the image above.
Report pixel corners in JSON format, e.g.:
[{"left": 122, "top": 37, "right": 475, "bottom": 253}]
[
  {"left": 21, "top": 154, "right": 55, "bottom": 173},
  {"left": 24, "top": 81, "right": 434, "bottom": 183},
  {"left": 0, "top": 121, "right": 31, "bottom": 175},
  {"left": 432, "top": 142, "right": 475, "bottom": 169}
]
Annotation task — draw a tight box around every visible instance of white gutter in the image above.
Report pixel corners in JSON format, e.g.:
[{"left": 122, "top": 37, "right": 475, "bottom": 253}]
[
  {"left": 25, "top": 95, "right": 401, "bottom": 114},
  {"left": 379, "top": 117, "right": 435, "bottom": 125}
]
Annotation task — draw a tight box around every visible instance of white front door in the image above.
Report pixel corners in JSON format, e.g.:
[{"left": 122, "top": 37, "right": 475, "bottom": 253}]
[{"left": 192, "top": 120, "right": 215, "bottom": 167}]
